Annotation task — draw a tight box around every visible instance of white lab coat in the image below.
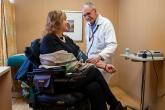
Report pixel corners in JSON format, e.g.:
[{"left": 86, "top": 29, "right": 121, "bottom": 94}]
[{"left": 86, "top": 15, "right": 117, "bottom": 82}]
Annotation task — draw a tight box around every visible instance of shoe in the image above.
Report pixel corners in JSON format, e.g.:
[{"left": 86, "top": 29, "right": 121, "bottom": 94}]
[{"left": 110, "top": 102, "right": 127, "bottom": 110}]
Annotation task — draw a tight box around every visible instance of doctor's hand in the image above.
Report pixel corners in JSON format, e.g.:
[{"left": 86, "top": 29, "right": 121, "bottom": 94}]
[{"left": 86, "top": 55, "right": 102, "bottom": 64}]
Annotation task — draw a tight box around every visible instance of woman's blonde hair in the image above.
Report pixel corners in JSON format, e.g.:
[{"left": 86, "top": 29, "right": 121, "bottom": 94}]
[{"left": 43, "top": 10, "right": 66, "bottom": 36}]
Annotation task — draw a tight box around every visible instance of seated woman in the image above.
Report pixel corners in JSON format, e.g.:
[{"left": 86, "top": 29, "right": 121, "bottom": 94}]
[{"left": 39, "top": 10, "right": 125, "bottom": 110}]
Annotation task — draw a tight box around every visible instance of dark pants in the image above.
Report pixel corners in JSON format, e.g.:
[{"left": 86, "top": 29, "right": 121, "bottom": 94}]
[
  {"left": 84, "top": 82, "right": 107, "bottom": 110},
  {"left": 74, "top": 66, "right": 118, "bottom": 110}
]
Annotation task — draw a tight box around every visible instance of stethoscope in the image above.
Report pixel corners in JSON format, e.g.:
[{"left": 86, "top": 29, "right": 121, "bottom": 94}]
[{"left": 87, "top": 24, "right": 100, "bottom": 56}]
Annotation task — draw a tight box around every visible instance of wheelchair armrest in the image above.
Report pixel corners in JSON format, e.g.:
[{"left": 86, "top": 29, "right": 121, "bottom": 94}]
[
  {"left": 27, "top": 70, "right": 71, "bottom": 84},
  {"left": 54, "top": 78, "right": 71, "bottom": 83},
  {"left": 66, "top": 72, "right": 86, "bottom": 79},
  {"left": 27, "top": 66, "right": 66, "bottom": 79}
]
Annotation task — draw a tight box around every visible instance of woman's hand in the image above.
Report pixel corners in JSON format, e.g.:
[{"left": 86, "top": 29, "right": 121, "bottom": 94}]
[
  {"left": 92, "top": 60, "right": 116, "bottom": 74},
  {"left": 104, "top": 64, "right": 116, "bottom": 74}
]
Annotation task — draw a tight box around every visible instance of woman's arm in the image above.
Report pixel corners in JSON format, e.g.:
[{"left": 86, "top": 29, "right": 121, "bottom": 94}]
[{"left": 90, "top": 60, "right": 116, "bottom": 74}]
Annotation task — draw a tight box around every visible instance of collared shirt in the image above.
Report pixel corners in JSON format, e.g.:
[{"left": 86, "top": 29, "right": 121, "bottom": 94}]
[{"left": 86, "top": 15, "right": 117, "bottom": 63}]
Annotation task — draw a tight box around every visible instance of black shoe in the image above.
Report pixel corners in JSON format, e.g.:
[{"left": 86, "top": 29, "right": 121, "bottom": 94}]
[{"left": 110, "top": 102, "right": 127, "bottom": 110}]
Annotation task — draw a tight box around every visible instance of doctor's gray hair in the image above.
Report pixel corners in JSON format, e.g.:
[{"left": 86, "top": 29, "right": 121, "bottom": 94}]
[{"left": 82, "top": 2, "right": 96, "bottom": 10}]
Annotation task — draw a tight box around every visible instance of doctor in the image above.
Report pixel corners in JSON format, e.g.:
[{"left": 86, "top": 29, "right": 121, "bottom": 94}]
[{"left": 82, "top": 2, "right": 117, "bottom": 82}]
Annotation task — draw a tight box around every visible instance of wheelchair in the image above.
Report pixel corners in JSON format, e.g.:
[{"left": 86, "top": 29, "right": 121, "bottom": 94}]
[
  {"left": 15, "top": 39, "right": 91, "bottom": 110},
  {"left": 26, "top": 66, "right": 90, "bottom": 110}
]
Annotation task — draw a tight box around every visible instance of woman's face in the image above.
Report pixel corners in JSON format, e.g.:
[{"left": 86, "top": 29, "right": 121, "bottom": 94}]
[{"left": 61, "top": 17, "right": 69, "bottom": 32}]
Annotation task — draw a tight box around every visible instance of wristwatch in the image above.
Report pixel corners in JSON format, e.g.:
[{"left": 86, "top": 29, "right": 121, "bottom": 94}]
[{"left": 99, "top": 55, "right": 104, "bottom": 61}]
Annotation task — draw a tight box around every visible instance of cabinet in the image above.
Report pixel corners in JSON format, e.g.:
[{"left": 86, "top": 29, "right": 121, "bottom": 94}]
[{"left": 0, "top": 66, "right": 12, "bottom": 110}]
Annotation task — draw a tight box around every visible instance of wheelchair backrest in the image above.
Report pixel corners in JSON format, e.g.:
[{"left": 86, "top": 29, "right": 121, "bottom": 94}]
[{"left": 25, "top": 38, "right": 41, "bottom": 67}]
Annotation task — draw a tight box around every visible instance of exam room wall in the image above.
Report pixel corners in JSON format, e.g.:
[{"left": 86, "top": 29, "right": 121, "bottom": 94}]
[
  {"left": 15, "top": 0, "right": 118, "bottom": 54},
  {"left": 115, "top": 0, "right": 165, "bottom": 109}
]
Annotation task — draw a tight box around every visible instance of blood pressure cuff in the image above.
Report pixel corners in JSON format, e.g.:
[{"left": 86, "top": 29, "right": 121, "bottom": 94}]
[{"left": 77, "top": 50, "right": 88, "bottom": 62}]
